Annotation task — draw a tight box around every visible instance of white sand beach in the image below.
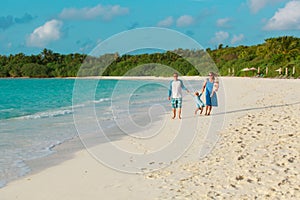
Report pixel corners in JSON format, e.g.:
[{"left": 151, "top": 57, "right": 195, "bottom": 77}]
[{"left": 0, "top": 77, "right": 299, "bottom": 200}]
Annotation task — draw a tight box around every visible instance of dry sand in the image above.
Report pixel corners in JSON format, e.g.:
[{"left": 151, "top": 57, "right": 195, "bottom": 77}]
[{"left": 0, "top": 77, "right": 299, "bottom": 200}]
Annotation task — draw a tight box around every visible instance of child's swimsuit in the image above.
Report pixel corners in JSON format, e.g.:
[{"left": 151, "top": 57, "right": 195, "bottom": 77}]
[{"left": 195, "top": 94, "right": 205, "bottom": 108}]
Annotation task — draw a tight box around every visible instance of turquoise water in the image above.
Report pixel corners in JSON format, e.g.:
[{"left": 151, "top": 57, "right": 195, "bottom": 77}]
[
  {"left": 0, "top": 78, "right": 181, "bottom": 187},
  {"left": 0, "top": 79, "right": 75, "bottom": 120}
]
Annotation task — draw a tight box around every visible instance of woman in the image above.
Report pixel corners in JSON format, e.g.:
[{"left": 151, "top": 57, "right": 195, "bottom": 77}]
[{"left": 201, "top": 72, "right": 218, "bottom": 115}]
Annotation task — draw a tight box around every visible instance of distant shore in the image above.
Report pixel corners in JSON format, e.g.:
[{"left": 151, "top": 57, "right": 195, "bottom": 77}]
[{"left": 1, "top": 75, "right": 300, "bottom": 80}]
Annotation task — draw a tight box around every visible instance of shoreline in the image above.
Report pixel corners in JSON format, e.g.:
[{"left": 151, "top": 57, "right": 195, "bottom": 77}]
[
  {"left": 24, "top": 135, "right": 84, "bottom": 183},
  {"left": 0, "top": 77, "right": 299, "bottom": 199}
]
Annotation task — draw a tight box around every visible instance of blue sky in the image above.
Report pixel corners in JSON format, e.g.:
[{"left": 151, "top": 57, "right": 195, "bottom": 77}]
[{"left": 1, "top": 0, "right": 300, "bottom": 55}]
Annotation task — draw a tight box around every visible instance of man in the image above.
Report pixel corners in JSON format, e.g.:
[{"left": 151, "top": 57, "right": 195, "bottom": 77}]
[{"left": 168, "top": 73, "right": 189, "bottom": 119}]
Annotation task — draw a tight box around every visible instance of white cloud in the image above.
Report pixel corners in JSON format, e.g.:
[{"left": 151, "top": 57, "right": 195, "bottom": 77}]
[
  {"left": 231, "top": 34, "right": 245, "bottom": 44},
  {"left": 59, "top": 4, "right": 129, "bottom": 20},
  {"left": 26, "top": 19, "right": 63, "bottom": 47},
  {"left": 264, "top": 1, "right": 300, "bottom": 30},
  {"left": 216, "top": 17, "right": 231, "bottom": 28},
  {"left": 157, "top": 16, "right": 174, "bottom": 27},
  {"left": 248, "top": 0, "right": 286, "bottom": 13},
  {"left": 211, "top": 31, "right": 229, "bottom": 44},
  {"left": 176, "top": 15, "right": 194, "bottom": 27},
  {"left": 248, "top": 0, "right": 269, "bottom": 13}
]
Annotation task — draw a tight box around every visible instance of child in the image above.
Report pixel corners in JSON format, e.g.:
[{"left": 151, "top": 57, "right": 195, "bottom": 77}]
[
  {"left": 194, "top": 92, "right": 205, "bottom": 115},
  {"left": 210, "top": 78, "right": 219, "bottom": 98}
]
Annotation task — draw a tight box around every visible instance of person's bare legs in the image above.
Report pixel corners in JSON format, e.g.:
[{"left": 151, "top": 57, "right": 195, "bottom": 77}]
[
  {"left": 172, "top": 108, "right": 176, "bottom": 119},
  {"left": 178, "top": 108, "right": 182, "bottom": 119},
  {"left": 195, "top": 108, "right": 200, "bottom": 115},
  {"left": 207, "top": 106, "right": 212, "bottom": 115},
  {"left": 200, "top": 107, "right": 203, "bottom": 114},
  {"left": 205, "top": 105, "right": 209, "bottom": 115}
]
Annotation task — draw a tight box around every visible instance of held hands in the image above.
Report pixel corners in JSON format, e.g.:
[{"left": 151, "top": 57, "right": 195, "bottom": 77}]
[{"left": 168, "top": 96, "right": 171, "bottom": 101}]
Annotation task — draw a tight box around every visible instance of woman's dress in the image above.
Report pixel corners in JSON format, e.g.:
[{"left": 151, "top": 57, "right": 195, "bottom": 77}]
[{"left": 205, "top": 79, "right": 218, "bottom": 107}]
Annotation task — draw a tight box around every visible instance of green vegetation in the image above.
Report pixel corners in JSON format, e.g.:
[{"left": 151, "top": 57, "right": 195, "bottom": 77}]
[
  {"left": 0, "top": 36, "right": 299, "bottom": 78},
  {"left": 209, "top": 36, "right": 300, "bottom": 78},
  {"left": 0, "top": 49, "right": 85, "bottom": 78}
]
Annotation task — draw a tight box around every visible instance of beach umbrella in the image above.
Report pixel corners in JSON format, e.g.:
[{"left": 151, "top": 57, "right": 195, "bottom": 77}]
[
  {"left": 248, "top": 67, "right": 257, "bottom": 76},
  {"left": 241, "top": 68, "right": 251, "bottom": 77},
  {"left": 241, "top": 68, "right": 250, "bottom": 72},
  {"left": 275, "top": 68, "right": 282, "bottom": 74}
]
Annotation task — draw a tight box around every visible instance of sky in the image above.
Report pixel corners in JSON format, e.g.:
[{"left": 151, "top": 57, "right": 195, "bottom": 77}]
[{"left": 1, "top": 0, "right": 300, "bottom": 55}]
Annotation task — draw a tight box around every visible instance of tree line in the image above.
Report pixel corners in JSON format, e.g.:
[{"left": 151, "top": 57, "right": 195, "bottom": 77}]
[
  {"left": 0, "top": 36, "right": 299, "bottom": 78},
  {"left": 209, "top": 36, "right": 300, "bottom": 77}
]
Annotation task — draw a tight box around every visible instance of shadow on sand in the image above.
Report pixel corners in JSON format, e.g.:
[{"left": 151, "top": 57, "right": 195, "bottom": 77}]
[{"left": 212, "top": 101, "right": 300, "bottom": 116}]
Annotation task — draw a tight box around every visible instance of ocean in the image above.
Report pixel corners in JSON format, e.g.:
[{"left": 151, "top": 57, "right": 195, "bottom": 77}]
[{"left": 0, "top": 78, "right": 198, "bottom": 187}]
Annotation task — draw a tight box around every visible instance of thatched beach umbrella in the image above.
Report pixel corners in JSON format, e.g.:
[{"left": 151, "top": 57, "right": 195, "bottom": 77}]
[
  {"left": 241, "top": 68, "right": 251, "bottom": 76},
  {"left": 275, "top": 68, "right": 282, "bottom": 75},
  {"left": 241, "top": 68, "right": 250, "bottom": 72},
  {"left": 248, "top": 67, "right": 257, "bottom": 76}
]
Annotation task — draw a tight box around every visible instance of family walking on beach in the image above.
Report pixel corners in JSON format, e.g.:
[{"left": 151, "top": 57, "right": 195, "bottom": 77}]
[{"left": 168, "top": 72, "right": 219, "bottom": 119}]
